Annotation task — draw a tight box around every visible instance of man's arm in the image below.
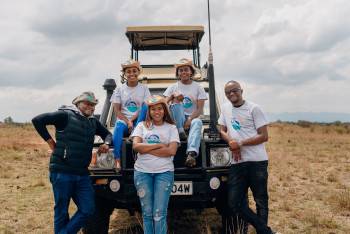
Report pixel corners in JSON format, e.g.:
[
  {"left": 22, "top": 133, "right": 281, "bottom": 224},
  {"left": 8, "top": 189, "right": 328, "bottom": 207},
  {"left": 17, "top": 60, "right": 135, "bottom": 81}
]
[
  {"left": 95, "top": 120, "right": 112, "bottom": 153},
  {"left": 32, "top": 111, "right": 68, "bottom": 150},
  {"left": 95, "top": 120, "right": 112, "bottom": 144},
  {"left": 240, "top": 125, "right": 268, "bottom": 146},
  {"left": 218, "top": 125, "right": 231, "bottom": 143},
  {"left": 190, "top": 99, "right": 205, "bottom": 119},
  {"left": 219, "top": 124, "right": 241, "bottom": 162},
  {"left": 184, "top": 99, "right": 205, "bottom": 130}
]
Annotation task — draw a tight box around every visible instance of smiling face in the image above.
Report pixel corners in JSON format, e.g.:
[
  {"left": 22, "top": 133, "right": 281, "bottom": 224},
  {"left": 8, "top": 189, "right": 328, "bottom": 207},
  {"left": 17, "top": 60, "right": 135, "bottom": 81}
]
[
  {"left": 124, "top": 67, "right": 140, "bottom": 84},
  {"left": 149, "top": 103, "right": 165, "bottom": 124},
  {"left": 224, "top": 81, "right": 243, "bottom": 106},
  {"left": 77, "top": 101, "right": 96, "bottom": 117},
  {"left": 177, "top": 65, "right": 193, "bottom": 83}
]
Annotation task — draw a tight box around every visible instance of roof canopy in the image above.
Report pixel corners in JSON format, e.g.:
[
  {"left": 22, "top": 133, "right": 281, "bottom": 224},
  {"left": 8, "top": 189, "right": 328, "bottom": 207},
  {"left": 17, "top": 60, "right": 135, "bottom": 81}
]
[{"left": 126, "top": 26, "right": 205, "bottom": 51}]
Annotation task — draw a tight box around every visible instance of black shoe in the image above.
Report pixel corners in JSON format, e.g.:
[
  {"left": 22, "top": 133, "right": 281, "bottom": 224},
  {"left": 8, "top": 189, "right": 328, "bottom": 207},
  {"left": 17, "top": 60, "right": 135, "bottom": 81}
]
[
  {"left": 179, "top": 131, "right": 187, "bottom": 141},
  {"left": 185, "top": 151, "right": 197, "bottom": 167}
]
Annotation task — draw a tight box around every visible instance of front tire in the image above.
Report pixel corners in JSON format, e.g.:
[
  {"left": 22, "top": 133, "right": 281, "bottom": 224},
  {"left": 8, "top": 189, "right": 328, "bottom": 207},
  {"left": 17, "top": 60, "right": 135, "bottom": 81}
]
[{"left": 82, "top": 196, "right": 114, "bottom": 234}]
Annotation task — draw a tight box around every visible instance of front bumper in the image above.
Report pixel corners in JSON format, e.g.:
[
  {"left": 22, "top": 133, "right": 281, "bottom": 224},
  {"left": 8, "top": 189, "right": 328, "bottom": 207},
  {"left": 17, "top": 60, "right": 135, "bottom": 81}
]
[{"left": 89, "top": 167, "right": 230, "bottom": 210}]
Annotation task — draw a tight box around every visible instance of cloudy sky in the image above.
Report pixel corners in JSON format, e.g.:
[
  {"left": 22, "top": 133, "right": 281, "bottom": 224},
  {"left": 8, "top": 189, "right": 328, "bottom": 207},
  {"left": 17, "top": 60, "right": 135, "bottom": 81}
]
[{"left": 1, "top": 0, "right": 349, "bottom": 122}]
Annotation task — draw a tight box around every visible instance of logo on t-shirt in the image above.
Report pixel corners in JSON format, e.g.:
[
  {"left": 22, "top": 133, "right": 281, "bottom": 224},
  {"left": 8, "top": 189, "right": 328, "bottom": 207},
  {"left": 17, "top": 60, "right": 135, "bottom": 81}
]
[
  {"left": 231, "top": 119, "right": 241, "bottom": 130},
  {"left": 145, "top": 134, "right": 161, "bottom": 144},
  {"left": 125, "top": 100, "right": 139, "bottom": 113},
  {"left": 183, "top": 96, "right": 193, "bottom": 109}
]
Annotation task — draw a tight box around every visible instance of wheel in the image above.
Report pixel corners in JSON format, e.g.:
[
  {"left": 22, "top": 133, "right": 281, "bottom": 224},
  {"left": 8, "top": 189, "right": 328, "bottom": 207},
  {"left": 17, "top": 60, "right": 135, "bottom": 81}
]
[{"left": 82, "top": 196, "right": 114, "bottom": 234}]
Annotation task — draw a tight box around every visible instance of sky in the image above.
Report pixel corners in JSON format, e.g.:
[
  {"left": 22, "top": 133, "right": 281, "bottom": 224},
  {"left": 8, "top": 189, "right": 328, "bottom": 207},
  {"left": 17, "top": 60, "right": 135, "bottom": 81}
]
[{"left": 1, "top": 0, "right": 349, "bottom": 122}]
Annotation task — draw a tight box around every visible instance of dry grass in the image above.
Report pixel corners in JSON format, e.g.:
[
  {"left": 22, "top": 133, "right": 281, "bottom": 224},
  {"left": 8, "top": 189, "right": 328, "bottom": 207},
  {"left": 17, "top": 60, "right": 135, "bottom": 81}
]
[{"left": 0, "top": 123, "right": 349, "bottom": 233}]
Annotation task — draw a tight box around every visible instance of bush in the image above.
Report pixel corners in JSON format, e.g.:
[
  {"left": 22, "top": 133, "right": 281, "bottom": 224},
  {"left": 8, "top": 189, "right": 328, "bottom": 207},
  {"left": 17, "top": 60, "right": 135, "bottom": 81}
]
[{"left": 297, "top": 120, "right": 312, "bottom": 128}]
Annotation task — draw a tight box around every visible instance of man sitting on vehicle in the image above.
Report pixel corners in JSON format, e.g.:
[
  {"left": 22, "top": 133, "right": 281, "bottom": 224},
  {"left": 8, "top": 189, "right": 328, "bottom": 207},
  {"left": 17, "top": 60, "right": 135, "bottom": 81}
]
[{"left": 163, "top": 58, "right": 207, "bottom": 167}]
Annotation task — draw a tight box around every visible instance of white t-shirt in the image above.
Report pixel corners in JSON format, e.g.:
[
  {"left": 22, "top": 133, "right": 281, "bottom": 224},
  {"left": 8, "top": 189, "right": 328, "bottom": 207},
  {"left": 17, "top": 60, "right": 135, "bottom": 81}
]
[
  {"left": 163, "top": 81, "right": 208, "bottom": 116},
  {"left": 218, "top": 101, "right": 269, "bottom": 164},
  {"left": 110, "top": 83, "right": 151, "bottom": 120},
  {"left": 131, "top": 122, "right": 180, "bottom": 173}
]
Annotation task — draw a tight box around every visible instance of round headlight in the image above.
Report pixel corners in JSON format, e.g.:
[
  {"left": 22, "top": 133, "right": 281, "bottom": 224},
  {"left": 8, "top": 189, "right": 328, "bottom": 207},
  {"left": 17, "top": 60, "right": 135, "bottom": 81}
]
[
  {"left": 209, "top": 177, "right": 220, "bottom": 190},
  {"left": 210, "top": 148, "right": 231, "bottom": 167},
  {"left": 109, "top": 179, "right": 120, "bottom": 192}
]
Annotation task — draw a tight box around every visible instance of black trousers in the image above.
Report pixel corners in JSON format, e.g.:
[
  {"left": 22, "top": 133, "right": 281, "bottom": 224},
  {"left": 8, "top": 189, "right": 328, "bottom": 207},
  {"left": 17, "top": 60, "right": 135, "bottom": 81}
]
[{"left": 227, "top": 161, "right": 272, "bottom": 234}]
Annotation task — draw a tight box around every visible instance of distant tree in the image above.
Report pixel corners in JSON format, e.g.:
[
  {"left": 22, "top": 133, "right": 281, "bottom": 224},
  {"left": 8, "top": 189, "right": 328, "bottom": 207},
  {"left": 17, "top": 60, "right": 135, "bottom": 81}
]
[
  {"left": 333, "top": 121, "right": 342, "bottom": 126},
  {"left": 4, "top": 116, "right": 14, "bottom": 124}
]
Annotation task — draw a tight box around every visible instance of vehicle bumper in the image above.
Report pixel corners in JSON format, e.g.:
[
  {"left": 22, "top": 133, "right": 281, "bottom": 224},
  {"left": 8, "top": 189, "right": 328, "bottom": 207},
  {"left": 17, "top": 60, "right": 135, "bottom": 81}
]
[{"left": 89, "top": 167, "right": 230, "bottom": 210}]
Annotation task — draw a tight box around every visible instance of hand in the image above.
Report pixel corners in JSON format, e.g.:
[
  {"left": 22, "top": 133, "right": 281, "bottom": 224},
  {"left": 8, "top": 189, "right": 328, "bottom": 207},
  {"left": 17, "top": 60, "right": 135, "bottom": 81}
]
[
  {"left": 174, "top": 92, "right": 184, "bottom": 102},
  {"left": 46, "top": 139, "right": 56, "bottom": 151},
  {"left": 98, "top": 144, "right": 109, "bottom": 154},
  {"left": 184, "top": 118, "right": 192, "bottom": 130},
  {"left": 231, "top": 149, "right": 242, "bottom": 162},
  {"left": 228, "top": 140, "right": 240, "bottom": 151},
  {"left": 127, "top": 120, "right": 134, "bottom": 132}
]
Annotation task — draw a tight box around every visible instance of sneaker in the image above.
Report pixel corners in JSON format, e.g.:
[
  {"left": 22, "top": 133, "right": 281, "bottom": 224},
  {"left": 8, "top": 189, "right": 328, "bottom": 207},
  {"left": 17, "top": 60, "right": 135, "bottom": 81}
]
[
  {"left": 179, "top": 131, "right": 187, "bottom": 141},
  {"left": 185, "top": 151, "right": 197, "bottom": 167}
]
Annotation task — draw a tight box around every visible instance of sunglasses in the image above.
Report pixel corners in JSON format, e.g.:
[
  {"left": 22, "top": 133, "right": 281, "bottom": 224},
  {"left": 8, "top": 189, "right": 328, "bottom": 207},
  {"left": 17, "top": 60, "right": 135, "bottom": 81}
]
[{"left": 225, "top": 88, "right": 241, "bottom": 95}]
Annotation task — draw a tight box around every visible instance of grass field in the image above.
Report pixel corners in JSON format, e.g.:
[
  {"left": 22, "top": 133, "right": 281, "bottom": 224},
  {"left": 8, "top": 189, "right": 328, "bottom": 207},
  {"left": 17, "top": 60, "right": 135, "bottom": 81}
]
[{"left": 0, "top": 122, "right": 349, "bottom": 233}]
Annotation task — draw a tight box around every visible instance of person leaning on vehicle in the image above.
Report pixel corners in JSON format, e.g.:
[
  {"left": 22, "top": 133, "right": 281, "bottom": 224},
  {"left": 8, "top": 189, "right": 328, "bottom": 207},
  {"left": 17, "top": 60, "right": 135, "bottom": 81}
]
[
  {"left": 32, "top": 91, "right": 112, "bottom": 234},
  {"left": 218, "top": 81, "right": 277, "bottom": 234}
]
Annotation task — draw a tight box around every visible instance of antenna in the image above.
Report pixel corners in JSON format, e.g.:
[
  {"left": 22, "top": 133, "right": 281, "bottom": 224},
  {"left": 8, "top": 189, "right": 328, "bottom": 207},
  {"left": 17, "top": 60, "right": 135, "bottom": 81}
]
[
  {"left": 207, "top": 0, "right": 212, "bottom": 47},
  {"left": 206, "top": 0, "right": 219, "bottom": 137}
]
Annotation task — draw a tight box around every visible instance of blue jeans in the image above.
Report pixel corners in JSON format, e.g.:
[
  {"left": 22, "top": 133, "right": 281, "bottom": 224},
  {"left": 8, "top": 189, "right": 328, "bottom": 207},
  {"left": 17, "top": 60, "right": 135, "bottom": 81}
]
[
  {"left": 113, "top": 103, "right": 147, "bottom": 159},
  {"left": 227, "top": 161, "right": 272, "bottom": 234},
  {"left": 49, "top": 172, "right": 95, "bottom": 234},
  {"left": 169, "top": 103, "right": 202, "bottom": 154},
  {"left": 134, "top": 170, "right": 174, "bottom": 234}
]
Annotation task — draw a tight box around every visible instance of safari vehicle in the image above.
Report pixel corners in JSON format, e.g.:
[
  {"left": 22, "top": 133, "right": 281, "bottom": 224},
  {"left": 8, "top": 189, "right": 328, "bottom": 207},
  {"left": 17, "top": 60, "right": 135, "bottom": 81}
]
[{"left": 83, "top": 26, "right": 235, "bottom": 233}]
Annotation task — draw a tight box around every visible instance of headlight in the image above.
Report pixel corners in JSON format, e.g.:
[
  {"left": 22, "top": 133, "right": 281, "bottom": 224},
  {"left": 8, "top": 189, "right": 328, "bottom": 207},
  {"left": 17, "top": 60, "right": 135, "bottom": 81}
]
[
  {"left": 210, "top": 147, "right": 231, "bottom": 167},
  {"left": 96, "top": 149, "right": 115, "bottom": 169}
]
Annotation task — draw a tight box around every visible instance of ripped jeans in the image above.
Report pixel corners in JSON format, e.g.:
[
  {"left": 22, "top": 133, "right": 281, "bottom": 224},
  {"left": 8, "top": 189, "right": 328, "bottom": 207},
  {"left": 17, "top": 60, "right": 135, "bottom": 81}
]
[{"left": 134, "top": 170, "right": 174, "bottom": 234}]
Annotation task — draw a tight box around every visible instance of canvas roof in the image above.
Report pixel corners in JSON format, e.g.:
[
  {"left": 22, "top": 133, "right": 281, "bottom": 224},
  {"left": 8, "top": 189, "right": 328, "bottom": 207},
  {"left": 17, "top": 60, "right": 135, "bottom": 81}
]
[{"left": 126, "top": 26, "right": 205, "bottom": 50}]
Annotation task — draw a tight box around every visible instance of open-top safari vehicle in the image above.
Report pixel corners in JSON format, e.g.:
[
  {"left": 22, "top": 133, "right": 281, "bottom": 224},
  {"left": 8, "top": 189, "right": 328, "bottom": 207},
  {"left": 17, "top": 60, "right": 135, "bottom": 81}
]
[{"left": 83, "top": 25, "right": 236, "bottom": 233}]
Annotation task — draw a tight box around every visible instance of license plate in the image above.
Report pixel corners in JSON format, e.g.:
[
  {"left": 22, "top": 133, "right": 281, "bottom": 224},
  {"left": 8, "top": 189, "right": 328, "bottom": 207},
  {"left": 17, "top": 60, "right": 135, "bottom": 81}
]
[{"left": 171, "top": 181, "right": 193, "bottom": 195}]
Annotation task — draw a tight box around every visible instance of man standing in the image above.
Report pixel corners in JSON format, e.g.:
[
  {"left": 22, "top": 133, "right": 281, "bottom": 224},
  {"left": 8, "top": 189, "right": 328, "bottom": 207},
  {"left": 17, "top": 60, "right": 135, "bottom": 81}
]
[
  {"left": 32, "top": 91, "right": 112, "bottom": 234},
  {"left": 218, "top": 81, "right": 275, "bottom": 234}
]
